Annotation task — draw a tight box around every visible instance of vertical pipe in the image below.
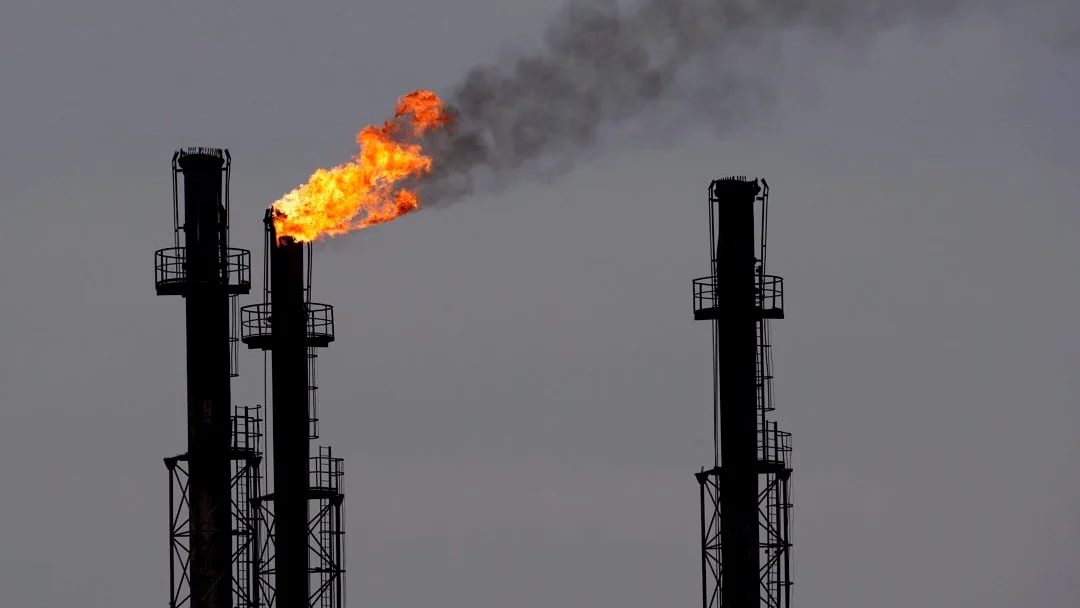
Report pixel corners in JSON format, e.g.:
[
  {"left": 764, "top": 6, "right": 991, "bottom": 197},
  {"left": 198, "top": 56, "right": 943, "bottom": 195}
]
[
  {"left": 253, "top": 498, "right": 264, "bottom": 608},
  {"left": 169, "top": 462, "right": 176, "bottom": 608},
  {"left": 180, "top": 152, "right": 234, "bottom": 608},
  {"left": 270, "top": 232, "right": 311, "bottom": 608},
  {"left": 781, "top": 476, "right": 791, "bottom": 608},
  {"left": 699, "top": 478, "right": 708, "bottom": 608},
  {"left": 712, "top": 179, "right": 761, "bottom": 608},
  {"left": 335, "top": 498, "right": 343, "bottom": 607}
]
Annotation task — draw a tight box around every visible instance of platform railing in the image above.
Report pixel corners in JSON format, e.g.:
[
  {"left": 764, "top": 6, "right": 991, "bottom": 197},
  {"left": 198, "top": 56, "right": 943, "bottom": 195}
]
[
  {"left": 692, "top": 274, "right": 784, "bottom": 317},
  {"left": 239, "top": 302, "right": 335, "bottom": 346},
  {"left": 310, "top": 446, "right": 344, "bottom": 493},
  {"left": 154, "top": 246, "right": 252, "bottom": 295}
]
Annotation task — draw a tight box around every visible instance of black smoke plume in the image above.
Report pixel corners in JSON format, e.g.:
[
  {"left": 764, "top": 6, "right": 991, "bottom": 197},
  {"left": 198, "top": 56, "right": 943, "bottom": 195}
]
[{"left": 417, "top": 0, "right": 990, "bottom": 204}]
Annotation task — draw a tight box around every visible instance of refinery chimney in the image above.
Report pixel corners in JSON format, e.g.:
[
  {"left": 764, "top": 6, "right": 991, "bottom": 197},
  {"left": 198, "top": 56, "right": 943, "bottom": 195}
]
[
  {"left": 154, "top": 148, "right": 253, "bottom": 608},
  {"left": 269, "top": 225, "right": 313, "bottom": 607},
  {"left": 242, "top": 211, "right": 345, "bottom": 608},
  {"left": 691, "top": 177, "right": 793, "bottom": 608}
]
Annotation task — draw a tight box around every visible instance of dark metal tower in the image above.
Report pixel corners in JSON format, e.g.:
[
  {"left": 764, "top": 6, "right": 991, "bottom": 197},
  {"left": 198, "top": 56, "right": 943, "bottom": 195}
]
[
  {"left": 155, "top": 148, "right": 261, "bottom": 608},
  {"left": 242, "top": 212, "right": 345, "bottom": 608},
  {"left": 691, "top": 177, "right": 793, "bottom": 608}
]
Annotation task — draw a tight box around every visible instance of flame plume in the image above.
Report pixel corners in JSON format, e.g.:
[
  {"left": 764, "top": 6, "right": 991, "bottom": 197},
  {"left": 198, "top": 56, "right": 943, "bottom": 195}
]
[{"left": 271, "top": 90, "right": 452, "bottom": 242}]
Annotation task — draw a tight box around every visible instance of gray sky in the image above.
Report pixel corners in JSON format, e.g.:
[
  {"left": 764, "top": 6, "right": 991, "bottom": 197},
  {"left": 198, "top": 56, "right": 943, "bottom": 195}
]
[{"left": 0, "top": 1, "right": 1077, "bottom": 607}]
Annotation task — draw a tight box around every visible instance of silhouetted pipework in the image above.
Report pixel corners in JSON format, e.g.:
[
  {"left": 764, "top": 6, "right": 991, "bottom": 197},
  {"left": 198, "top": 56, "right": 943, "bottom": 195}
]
[
  {"left": 272, "top": 233, "right": 311, "bottom": 608},
  {"left": 243, "top": 211, "right": 343, "bottom": 608},
  {"left": 691, "top": 177, "right": 792, "bottom": 608},
  {"left": 155, "top": 148, "right": 252, "bottom": 608}
]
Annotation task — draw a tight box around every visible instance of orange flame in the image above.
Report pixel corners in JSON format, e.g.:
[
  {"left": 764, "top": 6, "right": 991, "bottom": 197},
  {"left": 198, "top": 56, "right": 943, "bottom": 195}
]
[{"left": 271, "top": 90, "right": 452, "bottom": 242}]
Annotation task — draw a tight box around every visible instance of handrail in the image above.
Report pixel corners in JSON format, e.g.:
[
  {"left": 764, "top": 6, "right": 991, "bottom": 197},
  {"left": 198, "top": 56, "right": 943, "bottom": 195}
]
[
  {"left": 239, "top": 301, "right": 335, "bottom": 343},
  {"left": 310, "top": 447, "right": 344, "bottom": 492},
  {"left": 692, "top": 274, "right": 784, "bottom": 314},
  {"left": 154, "top": 246, "right": 251, "bottom": 292}
]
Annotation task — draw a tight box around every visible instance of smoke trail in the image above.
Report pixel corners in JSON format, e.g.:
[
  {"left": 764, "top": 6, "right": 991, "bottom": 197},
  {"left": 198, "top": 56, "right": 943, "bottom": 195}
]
[{"left": 418, "top": 0, "right": 990, "bottom": 203}]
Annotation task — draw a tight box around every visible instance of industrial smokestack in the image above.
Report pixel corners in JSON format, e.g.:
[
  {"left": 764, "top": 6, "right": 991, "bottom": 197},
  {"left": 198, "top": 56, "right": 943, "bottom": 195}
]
[
  {"left": 710, "top": 177, "right": 762, "bottom": 608},
  {"left": 692, "top": 177, "right": 792, "bottom": 608},
  {"left": 156, "top": 147, "right": 252, "bottom": 608},
  {"left": 268, "top": 214, "right": 312, "bottom": 608},
  {"left": 241, "top": 212, "right": 341, "bottom": 606},
  {"left": 180, "top": 150, "right": 235, "bottom": 608}
]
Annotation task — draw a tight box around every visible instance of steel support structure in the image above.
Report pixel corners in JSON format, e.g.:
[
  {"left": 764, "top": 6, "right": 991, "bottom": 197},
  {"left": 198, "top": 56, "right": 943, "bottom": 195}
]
[
  {"left": 242, "top": 211, "right": 344, "bottom": 608},
  {"left": 166, "top": 406, "right": 265, "bottom": 608},
  {"left": 155, "top": 148, "right": 254, "bottom": 608},
  {"left": 309, "top": 446, "right": 346, "bottom": 608},
  {"left": 691, "top": 177, "right": 793, "bottom": 608}
]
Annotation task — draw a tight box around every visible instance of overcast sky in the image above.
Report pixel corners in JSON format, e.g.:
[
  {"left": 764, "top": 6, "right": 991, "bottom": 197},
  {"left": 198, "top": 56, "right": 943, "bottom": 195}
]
[{"left": 0, "top": 1, "right": 1078, "bottom": 607}]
